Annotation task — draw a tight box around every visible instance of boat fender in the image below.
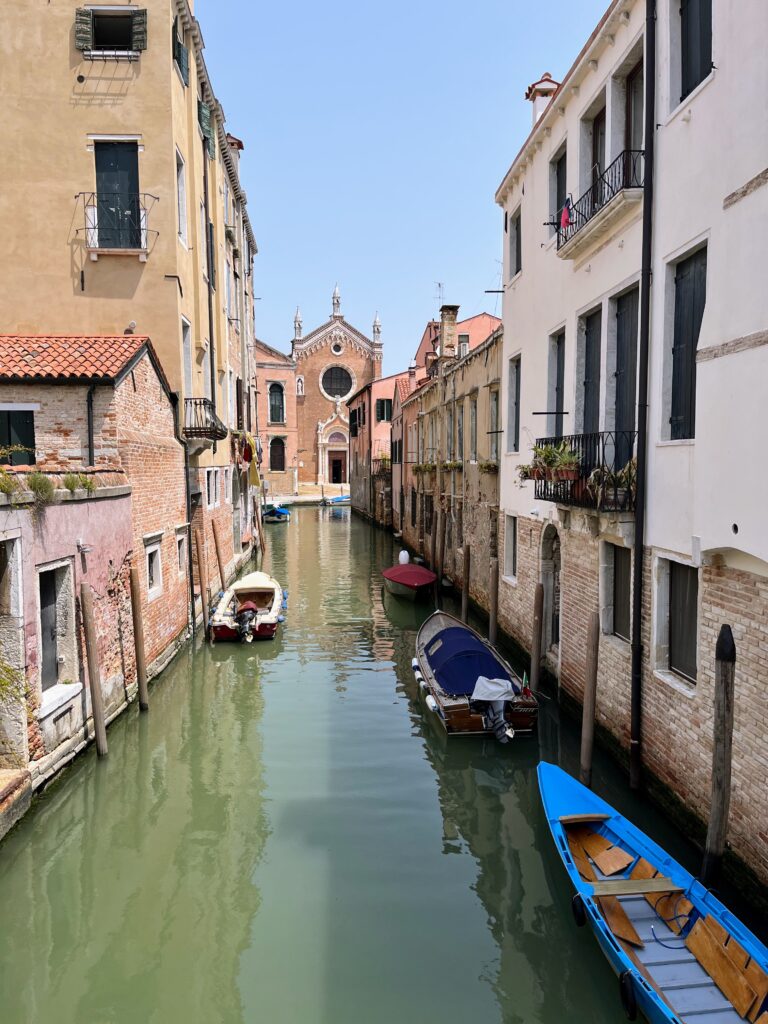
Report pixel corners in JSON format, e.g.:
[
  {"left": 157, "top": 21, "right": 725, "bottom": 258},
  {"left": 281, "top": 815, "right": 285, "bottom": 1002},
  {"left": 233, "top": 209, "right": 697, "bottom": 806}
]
[
  {"left": 618, "top": 971, "right": 637, "bottom": 1021},
  {"left": 277, "top": 615, "right": 286, "bottom": 623},
  {"left": 571, "top": 893, "right": 587, "bottom": 928},
  {"left": 425, "top": 695, "right": 438, "bottom": 713},
  {"left": 411, "top": 658, "right": 419, "bottom": 671},
  {"left": 418, "top": 679, "right": 427, "bottom": 695}
]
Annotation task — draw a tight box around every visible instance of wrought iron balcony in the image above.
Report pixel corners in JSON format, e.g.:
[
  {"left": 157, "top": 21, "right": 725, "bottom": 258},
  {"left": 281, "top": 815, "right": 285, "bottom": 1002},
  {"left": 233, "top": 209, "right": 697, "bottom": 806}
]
[
  {"left": 184, "top": 398, "right": 228, "bottom": 442},
  {"left": 556, "top": 151, "right": 643, "bottom": 256},
  {"left": 533, "top": 430, "right": 637, "bottom": 513},
  {"left": 77, "top": 192, "right": 158, "bottom": 260}
]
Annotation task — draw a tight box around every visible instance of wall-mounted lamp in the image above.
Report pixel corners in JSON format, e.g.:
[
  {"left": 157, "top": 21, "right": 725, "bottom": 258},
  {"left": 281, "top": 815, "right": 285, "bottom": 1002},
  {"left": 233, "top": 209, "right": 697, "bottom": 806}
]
[{"left": 77, "top": 539, "right": 93, "bottom": 554}]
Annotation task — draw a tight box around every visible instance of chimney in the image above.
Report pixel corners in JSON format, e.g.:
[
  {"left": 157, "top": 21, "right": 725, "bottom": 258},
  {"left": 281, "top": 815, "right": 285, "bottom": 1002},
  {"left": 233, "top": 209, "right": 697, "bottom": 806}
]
[
  {"left": 525, "top": 72, "right": 560, "bottom": 126},
  {"left": 408, "top": 360, "right": 417, "bottom": 384},
  {"left": 439, "top": 304, "right": 460, "bottom": 360}
]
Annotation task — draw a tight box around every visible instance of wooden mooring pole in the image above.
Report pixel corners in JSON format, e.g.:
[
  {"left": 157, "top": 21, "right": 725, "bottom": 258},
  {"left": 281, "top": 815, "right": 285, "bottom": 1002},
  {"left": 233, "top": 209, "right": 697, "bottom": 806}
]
[
  {"left": 461, "top": 545, "right": 470, "bottom": 623},
  {"left": 530, "top": 582, "right": 544, "bottom": 691},
  {"left": 194, "top": 528, "right": 209, "bottom": 638},
  {"left": 80, "top": 583, "right": 108, "bottom": 756},
  {"left": 430, "top": 506, "right": 438, "bottom": 573},
  {"left": 129, "top": 564, "right": 149, "bottom": 711},
  {"left": 437, "top": 505, "right": 446, "bottom": 582},
  {"left": 700, "top": 624, "right": 736, "bottom": 886},
  {"left": 580, "top": 611, "right": 600, "bottom": 787},
  {"left": 488, "top": 510, "right": 499, "bottom": 647},
  {"left": 212, "top": 518, "right": 227, "bottom": 592}
]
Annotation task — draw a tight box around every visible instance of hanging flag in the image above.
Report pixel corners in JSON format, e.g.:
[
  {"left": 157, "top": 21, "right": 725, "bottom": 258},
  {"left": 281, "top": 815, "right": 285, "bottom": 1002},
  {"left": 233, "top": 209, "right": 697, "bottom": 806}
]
[{"left": 560, "top": 198, "right": 572, "bottom": 229}]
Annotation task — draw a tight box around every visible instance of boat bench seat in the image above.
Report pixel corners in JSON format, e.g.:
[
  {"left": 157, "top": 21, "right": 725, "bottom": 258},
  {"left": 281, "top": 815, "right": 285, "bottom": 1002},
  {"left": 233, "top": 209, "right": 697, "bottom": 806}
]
[{"left": 685, "top": 916, "right": 768, "bottom": 1021}]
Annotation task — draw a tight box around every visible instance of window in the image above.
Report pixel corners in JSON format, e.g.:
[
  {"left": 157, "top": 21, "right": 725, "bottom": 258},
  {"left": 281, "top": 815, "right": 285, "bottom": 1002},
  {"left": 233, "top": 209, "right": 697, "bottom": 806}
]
[
  {"left": 350, "top": 408, "right": 358, "bottom": 438},
  {"left": 201, "top": 348, "right": 211, "bottom": 400},
  {"left": 457, "top": 403, "right": 464, "bottom": 461},
  {"left": 228, "top": 370, "right": 235, "bottom": 426},
  {"left": 0, "top": 409, "right": 35, "bottom": 465},
  {"left": 669, "top": 562, "right": 698, "bottom": 681},
  {"left": 489, "top": 389, "right": 499, "bottom": 461},
  {"left": 670, "top": 248, "right": 707, "bottom": 440},
  {"left": 469, "top": 395, "right": 478, "bottom": 460},
  {"left": 549, "top": 333, "right": 565, "bottom": 438},
  {"left": 582, "top": 309, "right": 602, "bottom": 434},
  {"left": 509, "top": 208, "right": 522, "bottom": 277},
  {"left": 224, "top": 467, "right": 231, "bottom": 504},
  {"left": 424, "top": 495, "right": 434, "bottom": 535},
  {"left": 37, "top": 562, "right": 76, "bottom": 693},
  {"left": 181, "top": 319, "right": 193, "bottom": 397},
  {"left": 458, "top": 334, "right": 469, "bottom": 358},
  {"left": 146, "top": 544, "right": 162, "bottom": 601},
  {"left": 176, "top": 150, "right": 188, "bottom": 244},
  {"left": 268, "top": 382, "right": 285, "bottom": 424},
  {"left": 270, "top": 437, "right": 286, "bottom": 471},
  {"left": 507, "top": 358, "right": 521, "bottom": 453},
  {"left": 680, "top": 0, "right": 712, "bottom": 101},
  {"left": 411, "top": 488, "right": 417, "bottom": 528},
  {"left": 75, "top": 8, "right": 147, "bottom": 55},
  {"left": 173, "top": 20, "right": 190, "bottom": 85},
  {"left": 612, "top": 546, "right": 631, "bottom": 642},
  {"left": 550, "top": 148, "right": 567, "bottom": 235},
  {"left": 625, "top": 62, "right": 644, "bottom": 152},
  {"left": 93, "top": 142, "right": 141, "bottom": 249},
  {"left": 198, "top": 101, "right": 216, "bottom": 159},
  {"left": 504, "top": 516, "right": 518, "bottom": 578},
  {"left": 200, "top": 202, "right": 207, "bottom": 279},
  {"left": 322, "top": 366, "right": 353, "bottom": 399},
  {"left": 206, "top": 468, "right": 219, "bottom": 508},
  {"left": 176, "top": 533, "right": 187, "bottom": 576},
  {"left": 375, "top": 398, "right": 392, "bottom": 422}
]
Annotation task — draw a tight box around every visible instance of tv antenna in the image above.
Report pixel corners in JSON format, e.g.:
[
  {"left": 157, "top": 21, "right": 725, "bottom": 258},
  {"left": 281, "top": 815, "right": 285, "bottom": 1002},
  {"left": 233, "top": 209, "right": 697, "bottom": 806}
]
[{"left": 434, "top": 281, "right": 444, "bottom": 307}]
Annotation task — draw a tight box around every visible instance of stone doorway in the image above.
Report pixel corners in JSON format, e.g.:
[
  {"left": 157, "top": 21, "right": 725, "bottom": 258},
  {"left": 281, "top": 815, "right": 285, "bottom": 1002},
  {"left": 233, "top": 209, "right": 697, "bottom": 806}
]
[
  {"left": 329, "top": 451, "right": 347, "bottom": 484},
  {"left": 541, "top": 524, "right": 561, "bottom": 654}
]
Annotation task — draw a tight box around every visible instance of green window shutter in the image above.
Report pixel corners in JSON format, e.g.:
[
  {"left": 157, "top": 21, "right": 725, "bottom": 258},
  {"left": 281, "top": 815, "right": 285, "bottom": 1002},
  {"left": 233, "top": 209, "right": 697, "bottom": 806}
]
[
  {"left": 131, "top": 10, "right": 148, "bottom": 51},
  {"left": 375, "top": 398, "right": 383, "bottom": 421},
  {"left": 179, "top": 43, "right": 189, "bottom": 86},
  {"left": 207, "top": 125, "right": 216, "bottom": 159},
  {"left": 207, "top": 221, "right": 216, "bottom": 289},
  {"left": 198, "top": 100, "right": 215, "bottom": 156},
  {"left": 74, "top": 9, "right": 93, "bottom": 51}
]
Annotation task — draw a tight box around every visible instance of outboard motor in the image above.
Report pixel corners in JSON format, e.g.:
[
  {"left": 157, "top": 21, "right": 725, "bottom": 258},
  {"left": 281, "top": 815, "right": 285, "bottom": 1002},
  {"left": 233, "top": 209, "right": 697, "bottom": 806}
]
[{"left": 235, "top": 600, "right": 259, "bottom": 642}]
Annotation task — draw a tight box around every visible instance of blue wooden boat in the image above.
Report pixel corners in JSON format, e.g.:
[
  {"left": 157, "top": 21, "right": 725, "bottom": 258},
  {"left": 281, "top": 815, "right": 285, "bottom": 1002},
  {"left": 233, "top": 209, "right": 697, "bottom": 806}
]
[
  {"left": 538, "top": 762, "right": 768, "bottom": 1023},
  {"left": 262, "top": 504, "right": 290, "bottom": 524}
]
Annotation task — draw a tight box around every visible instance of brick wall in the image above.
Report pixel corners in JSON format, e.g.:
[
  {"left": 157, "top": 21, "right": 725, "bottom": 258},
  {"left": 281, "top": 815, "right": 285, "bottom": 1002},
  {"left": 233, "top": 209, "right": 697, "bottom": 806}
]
[
  {"left": 114, "top": 353, "right": 189, "bottom": 668},
  {"left": 0, "top": 382, "right": 118, "bottom": 469}
]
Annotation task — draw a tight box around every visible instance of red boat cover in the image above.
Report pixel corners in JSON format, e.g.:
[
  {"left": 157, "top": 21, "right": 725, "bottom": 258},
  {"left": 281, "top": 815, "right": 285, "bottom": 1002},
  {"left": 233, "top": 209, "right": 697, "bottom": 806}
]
[{"left": 382, "top": 565, "right": 437, "bottom": 588}]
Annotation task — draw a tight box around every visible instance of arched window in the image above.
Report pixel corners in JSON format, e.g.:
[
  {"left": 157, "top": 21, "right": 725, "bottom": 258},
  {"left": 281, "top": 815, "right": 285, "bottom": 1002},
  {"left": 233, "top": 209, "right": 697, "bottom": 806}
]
[
  {"left": 321, "top": 366, "right": 352, "bottom": 399},
  {"left": 328, "top": 431, "right": 346, "bottom": 444},
  {"left": 270, "top": 437, "right": 285, "bottom": 471},
  {"left": 269, "top": 382, "right": 285, "bottom": 423}
]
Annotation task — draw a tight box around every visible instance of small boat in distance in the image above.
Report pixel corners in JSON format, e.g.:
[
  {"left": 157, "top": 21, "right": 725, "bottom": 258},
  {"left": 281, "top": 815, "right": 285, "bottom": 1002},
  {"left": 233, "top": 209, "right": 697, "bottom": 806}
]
[
  {"left": 538, "top": 762, "right": 768, "bottom": 1024},
  {"left": 413, "top": 611, "right": 538, "bottom": 741},
  {"left": 262, "top": 503, "right": 291, "bottom": 524},
  {"left": 382, "top": 564, "right": 436, "bottom": 600},
  {"left": 210, "top": 571, "right": 285, "bottom": 642},
  {"left": 321, "top": 494, "right": 350, "bottom": 506}
]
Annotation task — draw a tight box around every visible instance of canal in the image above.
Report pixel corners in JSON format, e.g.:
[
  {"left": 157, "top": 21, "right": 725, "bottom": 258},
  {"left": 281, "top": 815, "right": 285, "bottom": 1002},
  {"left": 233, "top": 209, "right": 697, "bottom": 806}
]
[{"left": 0, "top": 507, "right": 742, "bottom": 1023}]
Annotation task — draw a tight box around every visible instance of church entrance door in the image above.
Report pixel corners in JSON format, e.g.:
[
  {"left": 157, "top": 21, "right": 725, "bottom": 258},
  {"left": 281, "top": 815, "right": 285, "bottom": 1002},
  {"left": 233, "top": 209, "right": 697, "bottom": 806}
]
[{"left": 329, "top": 451, "right": 346, "bottom": 484}]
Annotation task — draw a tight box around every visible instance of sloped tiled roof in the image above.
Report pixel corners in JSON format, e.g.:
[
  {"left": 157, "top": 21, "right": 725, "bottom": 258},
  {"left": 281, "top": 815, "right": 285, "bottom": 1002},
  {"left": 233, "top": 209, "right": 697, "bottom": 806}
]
[
  {"left": 0, "top": 334, "right": 156, "bottom": 384},
  {"left": 396, "top": 377, "right": 412, "bottom": 402}
]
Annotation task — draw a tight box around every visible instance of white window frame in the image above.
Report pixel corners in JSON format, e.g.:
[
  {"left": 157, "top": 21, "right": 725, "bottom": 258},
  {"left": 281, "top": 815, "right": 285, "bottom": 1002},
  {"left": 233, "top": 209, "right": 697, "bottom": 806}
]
[
  {"left": 224, "top": 467, "right": 232, "bottom": 504},
  {"left": 200, "top": 200, "right": 207, "bottom": 281},
  {"left": 176, "top": 149, "right": 188, "bottom": 246},
  {"left": 652, "top": 553, "right": 700, "bottom": 693},
  {"left": 503, "top": 515, "right": 518, "bottom": 581},
  {"left": 145, "top": 542, "right": 163, "bottom": 602},
  {"left": 176, "top": 529, "right": 187, "bottom": 578},
  {"left": 206, "top": 468, "right": 220, "bottom": 509}
]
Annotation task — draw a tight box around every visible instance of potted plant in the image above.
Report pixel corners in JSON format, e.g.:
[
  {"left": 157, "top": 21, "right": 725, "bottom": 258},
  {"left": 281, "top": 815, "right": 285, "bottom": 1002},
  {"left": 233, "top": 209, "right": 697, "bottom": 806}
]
[
  {"left": 533, "top": 443, "right": 560, "bottom": 481},
  {"left": 517, "top": 463, "right": 533, "bottom": 482},
  {"left": 555, "top": 445, "right": 581, "bottom": 481}
]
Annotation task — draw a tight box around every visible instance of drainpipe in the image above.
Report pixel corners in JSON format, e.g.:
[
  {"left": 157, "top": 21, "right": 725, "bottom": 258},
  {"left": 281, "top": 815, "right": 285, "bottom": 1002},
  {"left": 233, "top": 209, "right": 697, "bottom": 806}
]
[
  {"left": 86, "top": 384, "right": 96, "bottom": 465},
  {"left": 168, "top": 392, "right": 197, "bottom": 636},
  {"left": 202, "top": 136, "right": 218, "bottom": 452},
  {"left": 630, "top": 0, "right": 656, "bottom": 790}
]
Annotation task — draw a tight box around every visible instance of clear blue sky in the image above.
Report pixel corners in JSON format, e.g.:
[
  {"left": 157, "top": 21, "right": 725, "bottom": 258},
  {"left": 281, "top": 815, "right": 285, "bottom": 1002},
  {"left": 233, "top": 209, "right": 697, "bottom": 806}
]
[{"left": 197, "top": 0, "right": 608, "bottom": 375}]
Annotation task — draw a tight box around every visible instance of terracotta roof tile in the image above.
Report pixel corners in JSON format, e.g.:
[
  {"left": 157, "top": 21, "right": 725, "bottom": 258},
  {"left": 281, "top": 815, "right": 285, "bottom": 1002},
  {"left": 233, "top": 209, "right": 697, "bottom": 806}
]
[{"left": 0, "top": 335, "right": 153, "bottom": 383}]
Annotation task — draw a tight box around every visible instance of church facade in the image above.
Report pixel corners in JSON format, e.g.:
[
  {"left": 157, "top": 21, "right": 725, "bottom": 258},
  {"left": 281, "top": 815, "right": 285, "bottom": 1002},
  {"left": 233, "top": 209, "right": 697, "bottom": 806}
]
[{"left": 254, "top": 288, "right": 382, "bottom": 492}]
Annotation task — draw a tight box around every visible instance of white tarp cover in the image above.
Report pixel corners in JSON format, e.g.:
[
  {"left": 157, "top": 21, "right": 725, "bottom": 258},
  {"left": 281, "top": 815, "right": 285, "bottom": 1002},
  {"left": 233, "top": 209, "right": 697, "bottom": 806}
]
[{"left": 471, "top": 676, "right": 518, "bottom": 702}]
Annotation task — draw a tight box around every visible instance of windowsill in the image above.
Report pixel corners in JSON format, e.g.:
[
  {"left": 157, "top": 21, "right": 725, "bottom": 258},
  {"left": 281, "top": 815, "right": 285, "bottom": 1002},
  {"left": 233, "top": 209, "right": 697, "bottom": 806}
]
[
  {"left": 501, "top": 574, "right": 518, "bottom": 588},
  {"left": 653, "top": 668, "right": 696, "bottom": 698},
  {"left": 83, "top": 49, "right": 140, "bottom": 61},
  {"left": 508, "top": 270, "right": 522, "bottom": 288},
  {"left": 603, "top": 632, "right": 630, "bottom": 653},
  {"left": 147, "top": 586, "right": 163, "bottom": 604},
  {"left": 87, "top": 246, "right": 148, "bottom": 263},
  {"left": 665, "top": 70, "right": 716, "bottom": 127},
  {"left": 656, "top": 438, "right": 695, "bottom": 447},
  {"left": 38, "top": 681, "right": 83, "bottom": 721},
  {"left": 504, "top": 450, "right": 520, "bottom": 457}
]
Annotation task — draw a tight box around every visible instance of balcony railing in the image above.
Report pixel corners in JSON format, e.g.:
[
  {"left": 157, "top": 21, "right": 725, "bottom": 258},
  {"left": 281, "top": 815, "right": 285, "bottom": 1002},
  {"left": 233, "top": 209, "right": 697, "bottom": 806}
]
[
  {"left": 557, "top": 151, "right": 644, "bottom": 250},
  {"left": 533, "top": 430, "right": 637, "bottom": 513},
  {"left": 77, "top": 192, "right": 158, "bottom": 255},
  {"left": 184, "top": 398, "right": 228, "bottom": 442}
]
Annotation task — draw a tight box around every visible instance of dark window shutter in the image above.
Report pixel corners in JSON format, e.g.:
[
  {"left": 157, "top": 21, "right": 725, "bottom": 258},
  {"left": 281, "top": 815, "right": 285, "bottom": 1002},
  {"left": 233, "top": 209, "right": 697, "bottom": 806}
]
[
  {"left": 207, "top": 221, "right": 216, "bottom": 289},
  {"left": 174, "top": 34, "right": 190, "bottom": 86},
  {"left": 74, "top": 8, "right": 93, "bottom": 51},
  {"left": 554, "top": 332, "right": 565, "bottom": 438},
  {"left": 375, "top": 398, "right": 382, "bottom": 421},
  {"left": 504, "top": 210, "right": 508, "bottom": 233},
  {"left": 514, "top": 211, "right": 522, "bottom": 274},
  {"left": 583, "top": 310, "right": 602, "bottom": 434},
  {"left": 384, "top": 399, "right": 392, "bottom": 420},
  {"left": 612, "top": 545, "right": 631, "bottom": 641},
  {"left": 198, "top": 100, "right": 211, "bottom": 137},
  {"left": 236, "top": 378, "right": 243, "bottom": 430},
  {"left": 669, "top": 561, "right": 698, "bottom": 680},
  {"left": 246, "top": 388, "right": 252, "bottom": 430},
  {"left": 671, "top": 248, "right": 706, "bottom": 439},
  {"left": 131, "top": 9, "right": 148, "bottom": 51},
  {"left": 681, "top": 0, "right": 712, "bottom": 100}
]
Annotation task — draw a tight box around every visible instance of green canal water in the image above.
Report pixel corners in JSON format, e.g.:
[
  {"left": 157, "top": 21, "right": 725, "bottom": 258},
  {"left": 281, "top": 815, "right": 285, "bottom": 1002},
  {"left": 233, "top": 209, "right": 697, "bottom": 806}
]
[{"left": 0, "top": 508, "right": 746, "bottom": 1023}]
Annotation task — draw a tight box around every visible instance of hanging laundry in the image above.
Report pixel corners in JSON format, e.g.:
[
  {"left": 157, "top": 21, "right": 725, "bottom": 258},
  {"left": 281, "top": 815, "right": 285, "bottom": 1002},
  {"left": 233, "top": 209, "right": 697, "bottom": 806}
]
[{"left": 560, "top": 198, "right": 572, "bottom": 229}]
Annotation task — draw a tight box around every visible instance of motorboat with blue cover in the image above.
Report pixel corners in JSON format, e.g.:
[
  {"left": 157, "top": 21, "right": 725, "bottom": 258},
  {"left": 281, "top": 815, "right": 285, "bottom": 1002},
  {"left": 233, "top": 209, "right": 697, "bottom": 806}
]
[
  {"left": 321, "top": 494, "right": 350, "bottom": 506},
  {"left": 262, "top": 503, "right": 291, "bottom": 524},
  {"left": 538, "top": 762, "right": 768, "bottom": 1023},
  {"left": 413, "top": 611, "right": 537, "bottom": 741}
]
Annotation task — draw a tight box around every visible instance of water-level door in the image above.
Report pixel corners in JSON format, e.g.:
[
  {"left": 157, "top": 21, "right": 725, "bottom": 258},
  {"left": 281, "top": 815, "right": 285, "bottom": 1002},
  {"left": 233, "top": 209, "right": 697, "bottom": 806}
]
[{"left": 39, "top": 569, "right": 58, "bottom": 690}]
